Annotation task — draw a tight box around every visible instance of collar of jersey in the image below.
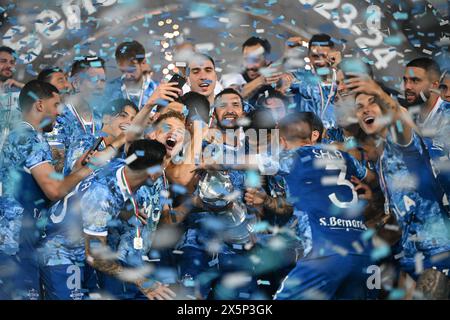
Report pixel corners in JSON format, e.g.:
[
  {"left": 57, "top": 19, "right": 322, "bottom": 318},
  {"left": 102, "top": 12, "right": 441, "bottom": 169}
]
[{"left": 116, "top": 165, "right": 132, "bottom": 202}]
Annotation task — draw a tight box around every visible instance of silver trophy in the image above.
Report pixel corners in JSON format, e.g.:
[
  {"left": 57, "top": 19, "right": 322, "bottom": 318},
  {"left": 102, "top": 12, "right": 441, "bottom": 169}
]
[{"left": 198, "top": 170, "right": 256, "bottom": 245}]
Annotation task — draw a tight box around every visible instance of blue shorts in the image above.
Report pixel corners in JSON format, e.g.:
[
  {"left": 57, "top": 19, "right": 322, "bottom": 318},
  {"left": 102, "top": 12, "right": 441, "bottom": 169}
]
[
  {"left": 0, "top": 253, "right": 41, "bottom": 300},
  {"left": 40, "top": 264, "right": 87, "bottom": 300},
  {"left": 274, "top": 254, "right": 375, "bottom": 300}
]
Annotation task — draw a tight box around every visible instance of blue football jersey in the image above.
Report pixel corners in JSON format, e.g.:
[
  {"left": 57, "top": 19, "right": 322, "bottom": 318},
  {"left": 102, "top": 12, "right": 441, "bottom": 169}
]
[
  {"left": 105, "top": 76, "right": 157, "bottom": 110},
  {"left": 0, "top": 122, "right": 53, "bottom": 256},
  {"left": 377, "top": 132, "right": 450, "bottom": 266},
  {"left": 39, "top": 162, "right": 164, "bottom": 268},
  {"left": 281, "top": 145, "right": 371, "bottom": 259},
  {"left": 45, "top": 103, "right": 103, "bottom": 152},
  {"left": 292, "top": 70, "right": 337, "bottom": 129}
]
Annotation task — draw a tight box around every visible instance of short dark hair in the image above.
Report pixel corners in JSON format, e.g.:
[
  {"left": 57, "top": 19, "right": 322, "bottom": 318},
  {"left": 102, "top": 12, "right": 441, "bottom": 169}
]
[
  {"left": 214, "top": 88, "right": 244, "bottom": 109},
  {"left": 103, "top": 98, "right": 139, "bottom": 116},
  {"left": 279, "top": 111, "right": 315, "bottom": 141},
  {"left": 18, "top": 80, "right": 59, "bottom": 113},
  {"left": 126, "top": 139, "right": 166, "bottom": 171},
  {"left": 406, "top": 57, "right": 441, "bottom": 81},
  {"left": 37, "top": 67, "right": 64, "bottom": 83},
  {"left": 187, "top": 53, "right": 216, "bottom": 69},
  {"left": 180, "top": 92, "right": 210, "bottom": 123},
  {"left": 70, "top": 56, "right": 105, "bottom": 78},
  {"left": 115, "top": 40, "right": 146, "bottom": 63},
  {"left": 303, "top": 111, "right": 324, "bottom": 142},
  {"left": 246, "top": 108, "right": 276, "bottom": 131},
  {"left": 242, "top": 37, "right": 271, "bottom": 55},
  {"left": 0, "top": 46, "right": 15, "bottom": 56},
  {"left": 256, "top": 88, "right": 289, "bottom": 108},
  {"left": 308, "top": 33, "right": 334, "bottom": 50},
  {"left": 154, "top": 110, "right": 186, "bottom": 126}
]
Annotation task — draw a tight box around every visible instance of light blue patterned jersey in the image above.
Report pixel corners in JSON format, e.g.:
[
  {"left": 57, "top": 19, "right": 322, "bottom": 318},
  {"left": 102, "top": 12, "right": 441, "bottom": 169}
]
[
  {"left": 377, "top": 132, "right": 450, "bottom": 267},
  {"left": 63, "top": 131, "right": 105, "bottom": 176},
  {"left": 292, "top": 70, "right": 337, "bottom": 129},
  {"left": 45, "top": 103, "right": 103, "bottom": 152},
  {"left": 0, "top": 122, "right": 53, "bottom": 256},
  {"left": 418, "top": 98, "right": 450, "bottom": 152},
  {"left": 105, "top": 76, "right": 157, "bottom": 110},
  {"left": 39, "top": 162, "right": 164, "bottom": 268},
  {"left": 0, "top": 87, "right": 21, "bottom": 146}
]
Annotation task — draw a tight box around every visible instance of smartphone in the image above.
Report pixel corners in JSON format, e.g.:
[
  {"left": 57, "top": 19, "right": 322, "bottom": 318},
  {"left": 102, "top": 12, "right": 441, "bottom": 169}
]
[
  {"left": 168, "top": 73, "right": 186, "bottom": 90},
  {"left": 81, "top": 137, "right": 104, "bottom": 166}
]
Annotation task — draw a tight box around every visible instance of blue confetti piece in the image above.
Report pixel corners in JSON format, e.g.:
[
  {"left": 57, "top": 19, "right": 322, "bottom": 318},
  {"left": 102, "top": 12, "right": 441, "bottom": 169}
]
[
  {"left": 245, "top": 170, "right": 261, "bottom": 188},
  {"left": 172, "top": 184, "right": 187, "bottom": 194},
  {"left": 361, "top": 228, "right": 375, "bottom": 241},
  {"left": 135, "top": 150, "right": 145, "bottom": 157},
  {"left": 388, "top": 289, "right": 406, "bottom": 300},
  {"left": 27, "top": 91, "right": 39, "bottom": 101},
  {"left": 272, "top": 15, "right": 285, "bottom": 25},
  {"left": 316, "top": 67, "right": 331, "bottom": 76},
  {"left": 147, "top": 165, "right": 162, "bottom": 175},
  {"left": 39, "top": 117, "right": 52, "bottom": 129},
  {"left": 384, "top": 35, "right": 403, "bottom": 46},
  {"left": 253, "top": 221, "right": 270, "bottom": 233},
  {"left": 371, "top": 245, "right": 391, "bottom": 261},
  {"left": 155, "top": 99, "right": 168, "bottom": 107},
  {"left": 49, "top": 172, "right": 64, "bottom": 181}
]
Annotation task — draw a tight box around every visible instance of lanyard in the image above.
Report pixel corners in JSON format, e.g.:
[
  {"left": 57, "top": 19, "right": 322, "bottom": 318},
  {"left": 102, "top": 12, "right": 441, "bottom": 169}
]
[
  {"left": 317, "top": 68, "right": 337, "bottom": 119},
  {"left": 122, "top": 75, "right": 149, "bottom": 109},
  {"left": 120, "top": 167, "right": 141, "bottom": 238},
  {"left": 69, "top": 104, "right": 95, "bottom": 135}
]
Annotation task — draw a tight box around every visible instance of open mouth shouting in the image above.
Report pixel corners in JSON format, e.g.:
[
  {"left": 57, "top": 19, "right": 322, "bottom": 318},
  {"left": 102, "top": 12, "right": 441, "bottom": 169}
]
[
  {"left": 164, "top": 135, "right": 179, "bottom": 154},
  {"left": 198, "top": 80, "right": 212, "bottom": 93},
  {"left": 363, "top": 116, "right": 375, "bottom": 125}
]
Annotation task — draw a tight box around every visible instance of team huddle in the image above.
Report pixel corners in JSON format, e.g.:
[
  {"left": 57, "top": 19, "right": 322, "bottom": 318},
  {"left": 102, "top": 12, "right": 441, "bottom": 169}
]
[{"left": 0, "top": 32, "right": 450, "bottom": 300}]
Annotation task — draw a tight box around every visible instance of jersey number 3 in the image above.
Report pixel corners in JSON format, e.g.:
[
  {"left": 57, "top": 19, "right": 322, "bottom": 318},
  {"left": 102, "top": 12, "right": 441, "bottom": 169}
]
[{"left": 326, "top": 164, "right": 358, "bottom": 209}]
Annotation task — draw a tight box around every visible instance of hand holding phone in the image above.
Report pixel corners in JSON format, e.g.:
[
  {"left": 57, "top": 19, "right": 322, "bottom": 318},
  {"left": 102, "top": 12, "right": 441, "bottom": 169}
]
[
  {"left": 168, "top": 73, "right": 187, "bottom": 91},
  {"left": 81, "top": 137, "right": 104, "bottom": 166}
]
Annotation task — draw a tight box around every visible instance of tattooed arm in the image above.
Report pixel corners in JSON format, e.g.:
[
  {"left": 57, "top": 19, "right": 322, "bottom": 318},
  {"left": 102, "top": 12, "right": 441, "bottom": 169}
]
[{"left": 84, "top": 232, "right": 176, "bottom": 300}]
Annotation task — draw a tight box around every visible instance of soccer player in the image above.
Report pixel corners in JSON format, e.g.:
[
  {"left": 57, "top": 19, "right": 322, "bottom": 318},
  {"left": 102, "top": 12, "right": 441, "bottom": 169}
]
[
  {"left": 274, "top": 112, "right": 374, "bottom": 300},
  {"left": 38, "top": 66, "right": 73, "bottom": 172},
  {"left": 0, "top": 46, "right": 24, "bottom": 150},
  {"left": 402, "top": 58, "right": 450, "bottom": 150},
  {"left": 63, "top": 98, "right": 138, "bottom": 175},
  {"left": 45, "top": 56, "right": 106, "bottom": 158},
  {"left": 39, "top": 139, "right": 176, "bottom": 300},
  {"left": 439, "top": 70, "right": 450, "bottom": 103},
  {"left": 0, "top": 80, "right": 93, "bottom": 299},
  {"left": 107, "top": 40, "right": 155, "bottom": 110},
  {"left": 291, "top": 34, "right": 341, "bottom": 129},
  {"left": 350, "top": 73, "right": 450, "bottom": 280},
  {"left": 186, "top": 53, "right": 219, "bottom": 107}
]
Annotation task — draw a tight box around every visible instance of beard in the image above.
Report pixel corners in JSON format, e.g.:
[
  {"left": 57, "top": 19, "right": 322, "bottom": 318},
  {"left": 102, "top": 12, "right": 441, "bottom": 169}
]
[
  {"left": 42, "top": 123, "right": 55, "bottom": 133},
  {"left": 403, "top": 90, "right": 429, "bottom": 107},
  {"left": 0, "top": 71, "right": 12, "bottom": 82}
]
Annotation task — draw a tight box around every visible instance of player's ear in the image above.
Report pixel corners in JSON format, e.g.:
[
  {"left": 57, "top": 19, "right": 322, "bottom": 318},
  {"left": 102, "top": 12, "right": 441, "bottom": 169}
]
[
  {"left": 35, "top": 99, "right": 44, "bottom": 112},
  {"left": 311, "top": 130, "right": 320, "bottom": 144}
]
